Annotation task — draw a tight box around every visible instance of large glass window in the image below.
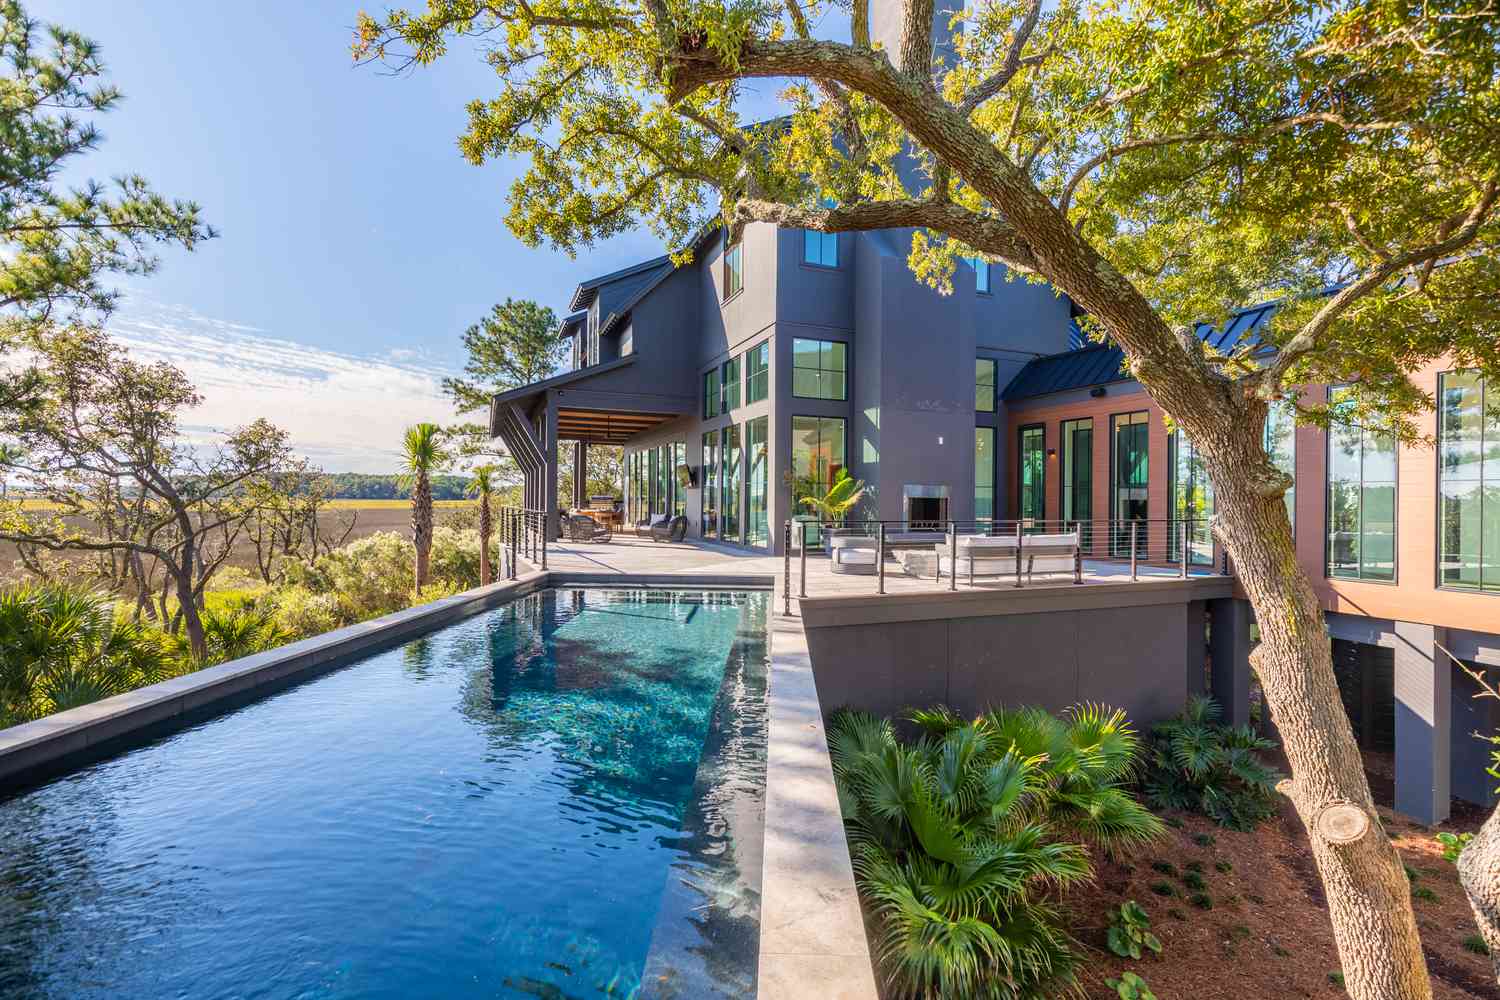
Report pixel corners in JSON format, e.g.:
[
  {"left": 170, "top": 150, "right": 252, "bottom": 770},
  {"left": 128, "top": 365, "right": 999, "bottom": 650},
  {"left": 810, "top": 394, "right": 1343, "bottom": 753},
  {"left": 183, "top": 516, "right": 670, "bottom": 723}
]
[
  {"left": 647, "top": 447, "right": 661, "bottom": 513},
  {"left": 1019, "top": 425, "right": 1045, "bottom": 525},
  {"left": 1061, "top": 418, "right": 1093, "bottom": 546},
  {"left": 792, "top": 338, "right": 847, "bottom": 401},
  {"left": 672, "top": 441, "right": 686, "bottom": 517},
  {"left": 1265, "top": 400, "right": 1297, "bottom": 526},
  {"left": 965, "top": 256, "right": 991, "bottom": 293},
  {"left": 746, "top": 341, "right": 770, "bottom": 404},
  {"left": 703, "top": 369, "right": 720, "bottom": 420},
  {"left": 656, "top": 444, "right": 673, "bottom": 517},
  {"left": 721, "top": 423, "right": 742, "bottom": 542},
  {"left": 721, "top": 355, "right": 741, "bottom": 412},
  {"left": 975, "top": 427, "right": 995, "bottom": 525},
  {"left": 803, "top": 229, "right": 837, "bottom": 267},
  {"left": 723, "top": 241, "right": 743, "bottom": 299},
  {"left": 976, "top": 358, "right": 997, "bottom": 412},
  {"left": 1439, "top": 371, "right": 1500, "bottom": 592},
  {"left": 1111, "top": 412, "right": 1149, "bottom": 555},
  {"left": 1169, "top": 430, "right": 1215, "bottom": 565},
  {"left": 1327, "top": 386, "right": 1397, "bottom": 581},
  {"left": 701, "top": 431, "right": 719, "bottom": 537},
  {"left": 748, "top": 417, "right": 769, "bottom": 547}
]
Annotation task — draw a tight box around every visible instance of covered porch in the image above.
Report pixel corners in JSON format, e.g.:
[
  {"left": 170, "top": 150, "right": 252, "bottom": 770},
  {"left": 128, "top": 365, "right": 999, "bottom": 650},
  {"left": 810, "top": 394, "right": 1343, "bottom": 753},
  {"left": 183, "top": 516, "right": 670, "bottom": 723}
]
[{"left": 489, "top": 356, "right": 694, "bottom": 537}]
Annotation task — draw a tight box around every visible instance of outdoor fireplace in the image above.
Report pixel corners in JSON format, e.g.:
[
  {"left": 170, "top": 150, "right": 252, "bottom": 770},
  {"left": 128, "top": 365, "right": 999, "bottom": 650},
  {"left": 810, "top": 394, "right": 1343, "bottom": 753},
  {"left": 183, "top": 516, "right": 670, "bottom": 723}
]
[{"left": 902, "top": 485, "right": 950, "bottom": 531}]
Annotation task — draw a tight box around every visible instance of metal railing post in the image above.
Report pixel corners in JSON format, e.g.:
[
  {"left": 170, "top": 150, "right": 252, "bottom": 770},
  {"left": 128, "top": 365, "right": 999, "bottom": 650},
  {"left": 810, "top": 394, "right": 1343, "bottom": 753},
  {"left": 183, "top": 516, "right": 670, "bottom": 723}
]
[
  {"left": 782, "top": 521, "right": 792, "bottom": 616},
  {"left": 1014, "top": 519, "right": 1023, "bottom": 588},
  {"left": 1179, "top": 518, "right": 1189, "bottom": 579},
  {"left": 509, "top": 511, "right": 518, "bottom": 579},
  {"left": 541, "top": 515, "right": 548, "bottom": 570},
  {"left": 799, "top": 523, "right": 808, "bottom": 598},
  {"left": 949, "top": 521, "right": 958, "bottom": 592},
  {"left": 877, "top": 522, "right": 886, "bottom": 595},
  {"left": 1072, "top": 521, "right": 1082, "bottom": 584},
  {"left": 1130, "top": 520, "right": 1139, "bottom": 581}
]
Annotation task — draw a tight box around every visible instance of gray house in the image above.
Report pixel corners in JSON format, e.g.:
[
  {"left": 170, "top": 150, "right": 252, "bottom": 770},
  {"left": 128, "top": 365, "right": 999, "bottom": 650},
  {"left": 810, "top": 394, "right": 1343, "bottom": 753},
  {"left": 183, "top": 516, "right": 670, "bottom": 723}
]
[{"left": 488, "top": 222, "right": 1074, "bottom": 553}]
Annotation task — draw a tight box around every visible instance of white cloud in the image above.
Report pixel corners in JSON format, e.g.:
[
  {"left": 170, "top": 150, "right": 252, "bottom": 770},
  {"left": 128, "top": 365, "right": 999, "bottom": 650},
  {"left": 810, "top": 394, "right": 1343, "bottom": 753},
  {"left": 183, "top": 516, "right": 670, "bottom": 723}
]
[{"left": 107, "top": 300, "right": 469, "bottom": 474}]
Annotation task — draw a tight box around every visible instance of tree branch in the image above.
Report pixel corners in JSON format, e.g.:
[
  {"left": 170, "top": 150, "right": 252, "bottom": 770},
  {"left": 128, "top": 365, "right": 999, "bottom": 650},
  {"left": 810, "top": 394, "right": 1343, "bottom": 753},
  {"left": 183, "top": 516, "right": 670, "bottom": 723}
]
[{"left": 957, "top": 0, "right": 1043, "bottom": 113}]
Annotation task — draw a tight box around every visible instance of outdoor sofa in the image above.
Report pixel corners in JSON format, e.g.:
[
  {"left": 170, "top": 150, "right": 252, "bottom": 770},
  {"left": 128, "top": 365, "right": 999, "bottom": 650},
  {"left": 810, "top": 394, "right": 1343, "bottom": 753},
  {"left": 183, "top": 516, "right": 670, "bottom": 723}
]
[
  {"left": 829, "top": 535, "right": 878, "bottom": 575},
  {"left": 650, "top": 515, "right": 688, "bottom": 543},
  {"left": 932, "top": 531, "right": 1081, "bottom": 584},
  {"left": 563, "top": 513, "right": 612, "bottom": 543},
  {"left": 635, "top": 513, "right": 669, "bottom": 538}
]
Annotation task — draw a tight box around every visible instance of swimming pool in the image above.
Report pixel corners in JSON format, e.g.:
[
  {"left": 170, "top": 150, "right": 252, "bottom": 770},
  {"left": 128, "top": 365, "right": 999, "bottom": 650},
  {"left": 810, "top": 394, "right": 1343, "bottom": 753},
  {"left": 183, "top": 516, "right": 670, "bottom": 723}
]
[{"left": 0, "top": 588, "right": 768, "bottom": 999}]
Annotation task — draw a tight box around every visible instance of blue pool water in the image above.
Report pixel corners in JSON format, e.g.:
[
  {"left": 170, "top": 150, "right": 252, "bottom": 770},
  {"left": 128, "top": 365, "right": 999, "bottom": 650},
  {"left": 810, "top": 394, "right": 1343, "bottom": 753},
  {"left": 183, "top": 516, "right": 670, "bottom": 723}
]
[{"left": 0, "top": 588, "right": 768, "bottom": 1000}]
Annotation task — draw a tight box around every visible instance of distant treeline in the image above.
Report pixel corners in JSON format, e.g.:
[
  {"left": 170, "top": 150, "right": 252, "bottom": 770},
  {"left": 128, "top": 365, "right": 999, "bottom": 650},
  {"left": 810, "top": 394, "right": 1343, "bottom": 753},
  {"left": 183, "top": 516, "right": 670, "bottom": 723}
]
[{"left": 323, "top": 473, "right": 472, "bottom": 501}]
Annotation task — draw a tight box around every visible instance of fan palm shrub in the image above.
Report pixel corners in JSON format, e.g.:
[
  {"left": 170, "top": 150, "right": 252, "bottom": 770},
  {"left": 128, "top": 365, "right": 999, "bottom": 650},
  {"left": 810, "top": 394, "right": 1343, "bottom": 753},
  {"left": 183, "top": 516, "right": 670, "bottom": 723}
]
[
  {"left": 398, "top": 422, "right": 450, "bottom": 596},
  {"left": 0, "top": 583, "right": 172, "bottom": 726},
  {"left": 1141, "top": 695, "right": 1282, "bottom": 831},
  {"left": 828, "top": 703, "right": 1163, "bottom": 999}
]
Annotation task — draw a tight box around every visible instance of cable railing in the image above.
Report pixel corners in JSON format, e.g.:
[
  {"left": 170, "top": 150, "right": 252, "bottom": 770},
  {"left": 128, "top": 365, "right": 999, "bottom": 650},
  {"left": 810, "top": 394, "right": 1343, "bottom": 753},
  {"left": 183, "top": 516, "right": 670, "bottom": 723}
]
[
  {"left": 780, "top": 516, "right": 1224, "bottom": 616},
  {"left": 497, "top": 506, "right": 550, "bottom": 575}
]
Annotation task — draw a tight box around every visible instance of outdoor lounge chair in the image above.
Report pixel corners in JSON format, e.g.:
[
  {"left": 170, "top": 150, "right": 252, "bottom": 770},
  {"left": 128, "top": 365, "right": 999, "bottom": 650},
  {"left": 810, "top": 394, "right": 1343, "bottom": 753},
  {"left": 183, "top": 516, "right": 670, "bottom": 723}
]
[
  {"left": 829, "top": 535, "right": 878, "bottom": 575},
  {"left": 650, "top": 514, "right": 688, "bottom": 543},
  {"left": 635, "top": 513, "right": 669, "bottom": 538},
  {"left": 563, "top": 513, "right": 612, "bottom": 543}
]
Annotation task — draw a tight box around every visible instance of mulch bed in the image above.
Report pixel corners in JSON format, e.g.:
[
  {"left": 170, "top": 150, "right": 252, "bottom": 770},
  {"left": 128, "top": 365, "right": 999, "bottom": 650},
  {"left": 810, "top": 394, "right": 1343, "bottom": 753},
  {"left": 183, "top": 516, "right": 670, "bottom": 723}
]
[{"left": 1068, "top": 803, "right": 1496, "bottom": 1000}]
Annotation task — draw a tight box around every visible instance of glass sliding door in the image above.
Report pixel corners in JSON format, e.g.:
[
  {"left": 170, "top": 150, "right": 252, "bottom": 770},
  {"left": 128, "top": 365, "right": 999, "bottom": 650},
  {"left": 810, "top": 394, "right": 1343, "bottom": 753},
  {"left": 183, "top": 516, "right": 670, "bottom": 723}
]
[
  {"left": 1169, "top": 429, "right": 1215, "bottom": 564},
  {"left": 747, "top": 417, "right": 769, "bottom": 547},
  {"left": 1018, "top": 425, "right": 1045, "bottom": 528},
  {"left": 791, "top": 416, "right": 846, "bottom": 544},
  {"left": 1110, "top": 411, "right": 1149, "bottom": 556},
  {"left": 721, "top": 423, "right": 742, "bottom": 542},
  {"left": 1060, "top": 418, "right": 1093, "bottom": 548},
  {"left": 975, "top": 427, "right": 995, "bottom": 526},
  {"left": 701, "top": 431, "right": 719, "bottom": 537},
  {"left": 672, "top": 441, "right": 686, "bottom": 516}
]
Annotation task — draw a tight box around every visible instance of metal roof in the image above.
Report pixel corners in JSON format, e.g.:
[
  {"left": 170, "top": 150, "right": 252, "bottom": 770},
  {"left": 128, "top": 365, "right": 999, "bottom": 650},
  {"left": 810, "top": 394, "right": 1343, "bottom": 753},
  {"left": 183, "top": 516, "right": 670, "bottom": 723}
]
[
  {"left": 567, "top": 255, "right": 673, "bottom": 311},
  {"left": 1002, "top": 301, "right": 1280, "bottom": 401}
]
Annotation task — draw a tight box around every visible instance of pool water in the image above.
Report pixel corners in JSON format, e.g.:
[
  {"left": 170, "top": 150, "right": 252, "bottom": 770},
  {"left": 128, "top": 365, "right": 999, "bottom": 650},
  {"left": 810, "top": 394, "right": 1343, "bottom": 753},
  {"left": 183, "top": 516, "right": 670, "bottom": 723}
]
[{"left": 0, "top": 588, "right": 768, "bottom": 1000}]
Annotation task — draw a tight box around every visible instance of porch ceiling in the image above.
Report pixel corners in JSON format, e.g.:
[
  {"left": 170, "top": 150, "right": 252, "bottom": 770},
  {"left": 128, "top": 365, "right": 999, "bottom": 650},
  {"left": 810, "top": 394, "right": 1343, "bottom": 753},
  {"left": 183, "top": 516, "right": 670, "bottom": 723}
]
[{"left": 557, "top": 407, "right": 674, "bottom": 444}]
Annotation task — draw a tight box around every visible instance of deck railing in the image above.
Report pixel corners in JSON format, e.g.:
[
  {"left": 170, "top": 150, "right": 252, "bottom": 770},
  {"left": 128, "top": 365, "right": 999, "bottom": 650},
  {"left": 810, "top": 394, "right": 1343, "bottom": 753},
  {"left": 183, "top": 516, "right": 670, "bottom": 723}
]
[
  {"left": 497, "top": 506, "right": 550, "bottom": 574},
  {"left": 780, "top": 516, "right": 1224, "bottom": 616}
]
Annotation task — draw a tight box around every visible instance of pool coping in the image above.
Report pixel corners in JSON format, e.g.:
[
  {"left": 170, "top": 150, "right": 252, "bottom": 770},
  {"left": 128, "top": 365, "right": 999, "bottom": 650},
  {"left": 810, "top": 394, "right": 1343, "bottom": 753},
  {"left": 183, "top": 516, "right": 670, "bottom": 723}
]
[{"left": 0, "top": 570, "right": 879, "bottom": 1000}]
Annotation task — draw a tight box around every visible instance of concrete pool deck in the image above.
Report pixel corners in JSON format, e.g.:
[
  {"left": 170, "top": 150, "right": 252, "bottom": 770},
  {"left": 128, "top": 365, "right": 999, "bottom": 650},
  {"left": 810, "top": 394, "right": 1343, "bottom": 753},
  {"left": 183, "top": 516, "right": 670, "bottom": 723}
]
[{"left": 0, "top": 562, "right": 881, "bottom": 1000}]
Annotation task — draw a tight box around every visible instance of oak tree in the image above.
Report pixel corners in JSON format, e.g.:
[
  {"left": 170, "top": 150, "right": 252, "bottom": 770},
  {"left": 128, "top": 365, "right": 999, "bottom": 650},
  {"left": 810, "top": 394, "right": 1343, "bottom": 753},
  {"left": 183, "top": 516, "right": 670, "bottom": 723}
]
[{"left": 357, "top": 1, "right": 1500, "bottom": 995}]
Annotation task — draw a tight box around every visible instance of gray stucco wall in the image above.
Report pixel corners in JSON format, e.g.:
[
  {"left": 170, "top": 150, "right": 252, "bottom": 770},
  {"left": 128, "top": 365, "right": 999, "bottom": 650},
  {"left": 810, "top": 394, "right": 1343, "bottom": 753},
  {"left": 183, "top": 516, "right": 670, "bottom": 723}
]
[{"left": 801, "top": 581, "right": 1220, "bottom": 727}]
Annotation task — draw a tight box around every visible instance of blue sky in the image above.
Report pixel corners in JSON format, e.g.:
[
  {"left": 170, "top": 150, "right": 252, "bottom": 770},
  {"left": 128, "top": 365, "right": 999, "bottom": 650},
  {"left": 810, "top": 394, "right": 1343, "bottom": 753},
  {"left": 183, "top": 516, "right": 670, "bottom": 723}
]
[{"left": 27, "top": 1, "right": 705, "bottom": 470}]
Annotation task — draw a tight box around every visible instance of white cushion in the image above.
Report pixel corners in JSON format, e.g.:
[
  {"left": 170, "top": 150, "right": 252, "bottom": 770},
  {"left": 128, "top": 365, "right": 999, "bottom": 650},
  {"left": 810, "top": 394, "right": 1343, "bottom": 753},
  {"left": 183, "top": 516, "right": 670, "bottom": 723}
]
[{"left": 837, "top": 548, "right": 878, "bottom": 565}]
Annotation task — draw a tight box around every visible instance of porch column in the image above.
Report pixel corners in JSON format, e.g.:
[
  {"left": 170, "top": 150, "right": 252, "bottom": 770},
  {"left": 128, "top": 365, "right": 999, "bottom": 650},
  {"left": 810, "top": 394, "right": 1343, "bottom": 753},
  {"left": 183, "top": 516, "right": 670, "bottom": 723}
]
[
  {"left": 573, "top": 440, "right": 587, "bottom": 510},
  {"left": 1393, "top": 620, "right": 1451, "bottom": 825},
  {"left": 1208, "top": 598, "right": 1252, "bottom": 727},
  {"left": 544, "top": 393, "right": 560, "bottom": 539}
]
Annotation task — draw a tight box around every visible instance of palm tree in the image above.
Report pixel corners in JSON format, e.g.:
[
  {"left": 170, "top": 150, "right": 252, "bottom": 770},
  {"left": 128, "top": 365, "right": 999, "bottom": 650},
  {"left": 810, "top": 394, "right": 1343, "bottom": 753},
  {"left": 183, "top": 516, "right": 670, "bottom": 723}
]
[
  {"left": 398, "top": 423, "right": 449, "bottom": 596},
  {"left": 468, "top": 464, "right": 499, "bottom": 585}
]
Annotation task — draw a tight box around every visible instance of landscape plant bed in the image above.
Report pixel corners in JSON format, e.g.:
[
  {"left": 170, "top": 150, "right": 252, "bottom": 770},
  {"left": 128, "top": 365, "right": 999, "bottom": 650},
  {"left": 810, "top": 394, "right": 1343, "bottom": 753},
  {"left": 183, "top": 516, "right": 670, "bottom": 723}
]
[{"left": 1071, "top": 807, "right": 1495, "bottom": 1000}]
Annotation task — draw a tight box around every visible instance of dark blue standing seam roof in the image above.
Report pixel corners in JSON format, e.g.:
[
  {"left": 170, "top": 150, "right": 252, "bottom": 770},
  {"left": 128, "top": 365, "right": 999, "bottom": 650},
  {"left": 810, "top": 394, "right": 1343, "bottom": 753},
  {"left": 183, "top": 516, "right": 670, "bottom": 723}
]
[{"left": 1002, "top": 301, "right": 1280, "bottom": 401}]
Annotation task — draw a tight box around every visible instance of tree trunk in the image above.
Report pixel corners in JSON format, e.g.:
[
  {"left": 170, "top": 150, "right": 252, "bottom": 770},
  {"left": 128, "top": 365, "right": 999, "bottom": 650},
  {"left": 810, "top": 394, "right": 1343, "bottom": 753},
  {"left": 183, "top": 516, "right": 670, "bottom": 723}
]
[
  {"left": 172, "top": 567, "right": 207, "bottom": 661},
  {"left": 1458, "top": 805, "right": 1500, "bottom": 983},
  {"left": 1205, "top": 441, "right": 1433, "bottom": 1000},
  {"left": 479, "top": 495, "right": 492, "bottom": 587},
  {"left": 412, "top": 474, "right": 432, "bottom": 596}
]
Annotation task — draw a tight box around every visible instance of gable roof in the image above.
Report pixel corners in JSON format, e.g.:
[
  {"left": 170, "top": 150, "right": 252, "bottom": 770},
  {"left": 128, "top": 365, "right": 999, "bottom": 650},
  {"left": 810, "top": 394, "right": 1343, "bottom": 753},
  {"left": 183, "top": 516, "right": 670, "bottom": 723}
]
[
  {"left": 1002, "top": 300, "right": 1280, "bottom": 401},
  {"left": 557, "top": 311, "right": 587, "bottom": 338},
  {"left": 567, "top": 255, "right": 672, "bottom": 311}
]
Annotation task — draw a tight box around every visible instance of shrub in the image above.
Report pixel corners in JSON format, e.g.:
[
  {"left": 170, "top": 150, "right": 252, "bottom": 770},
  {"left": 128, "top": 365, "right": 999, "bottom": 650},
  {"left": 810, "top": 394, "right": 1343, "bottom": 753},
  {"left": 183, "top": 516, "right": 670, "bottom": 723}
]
[
  {"left": 1104, "top": 971, "right": 1157, "bottom": 1000},
  {"left": 268, "top": 586, "right": 343, "bottom": 639},
  {"left": 1143, "top": 696, "right": 1282, "bottom": 831},
  {"left": 828, "top": 704, "right": 1162, "bottom": 999},
  {"left": 288, "top": 532, "right": 413, "bottom": 621},
  {"left": 1107, "top": 901, "right": 1162, "bottom": 960},
  {"left": 1436, "top": 831, "right": 1473, "bottom": 864},
  {"left": 1182, "top": 871, "right": 1206, "bottom": 892},
  {"left": 1463, "top": 934, "right": 1490, "bottom": 956},
  {"left": 0, "top": 583, "right": 173, "bottom": 725}
]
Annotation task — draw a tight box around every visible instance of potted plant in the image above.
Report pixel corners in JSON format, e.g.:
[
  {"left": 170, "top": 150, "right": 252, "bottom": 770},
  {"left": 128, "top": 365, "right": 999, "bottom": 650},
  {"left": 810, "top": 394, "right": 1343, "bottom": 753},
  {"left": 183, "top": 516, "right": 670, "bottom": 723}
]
[{"left": 796, "top": 468, "right": 868, "bottom": 552}]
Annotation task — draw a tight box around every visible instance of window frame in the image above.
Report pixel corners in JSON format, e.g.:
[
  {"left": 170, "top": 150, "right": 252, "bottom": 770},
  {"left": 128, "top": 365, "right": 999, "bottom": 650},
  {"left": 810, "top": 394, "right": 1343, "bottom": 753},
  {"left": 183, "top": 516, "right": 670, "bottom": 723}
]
[
  {"left": 745, "top": 340, "right": 770, "bottom": 404},
  {"left": 1324, "top": 385, "right": 1399, "bottom": 584},
  {"left": 791, "top": 337, "right": 848, "bottom": 402},
  {"left": 1060, "top": 417, "right": 1093, "bottom": 541},
  {"left": 721, "top": 354, "right": 741, "bottom": 413},
  {"left": 1109, "top": 410, "right": 1151, "bottom": 556},
  {"left": 1435, "top": 369, "right": 1497, "bottom": 594},
  {"left": 703, "top": 368, "right": 721, "bottom": 421},
  {"left": 802, "top": 229, "right": 839, "bottom": 268},
  {"left": 976, "top": 357, "right": 997, "bottom": 413},
  {"left": 975, "top": 426, "right": 996, "bottom": 526},
  {"left": 722, "top": 240, "right": 744, "bottom": 301}
]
